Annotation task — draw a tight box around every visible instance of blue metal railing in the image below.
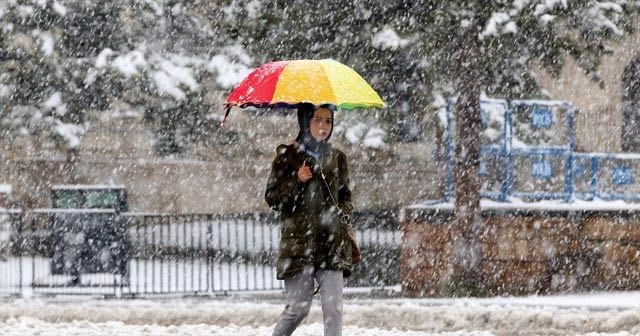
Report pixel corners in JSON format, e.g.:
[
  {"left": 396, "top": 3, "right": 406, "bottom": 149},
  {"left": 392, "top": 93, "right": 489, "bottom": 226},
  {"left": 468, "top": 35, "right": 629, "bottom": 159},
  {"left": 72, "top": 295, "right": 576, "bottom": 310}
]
[{"left": 444, "top": 98, "right": 640, "bottom": 202}]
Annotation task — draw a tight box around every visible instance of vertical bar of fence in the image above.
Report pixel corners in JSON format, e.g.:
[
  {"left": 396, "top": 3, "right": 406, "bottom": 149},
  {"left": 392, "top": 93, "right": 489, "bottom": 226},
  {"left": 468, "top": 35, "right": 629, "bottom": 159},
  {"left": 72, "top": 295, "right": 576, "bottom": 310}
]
[
  {"left": 189, "top": 214, "right": 194, "bottom": 292},
  {"left": 225, "top": 218, "right": 233, "bottom": 290},
  {"left": 150, "top": 216, "right": 156, "bottom": 294},
  {"left": 16, "top": 212, "right": 23, "bottom": 295},
  {"left": 134, "top": 216, "right": 140, "bottom": 295},
  {"left": 505, "top": 101, "right": 514, "bottom": 200},
  {"left": 145, "top": 217, "right": 156, "bottom": 293},
  {"left": 217, "top": 218, "right": 223, "bottom": 292},
  {"left": 269, "top": 219, "right": 275, "bottom": 289},
  {"left": 159, "top": 216, "right": 164, "bottom": 293},
  {"left": 206, "top": 215, "right": 212, "bottom": 293},
  {"left": 198, "top": 214, "right": 205, "bottom": 293},
  {"left": 235, "top": 217, "right": 240, "bottom": 291},
  {"left": 500, "top": 101, "right": 511, "bottom": 202},
  {"left": 252, "top": 216, "right": 257, "bottom": 291},
  {"left": 445, "top": 99, "right": 454, "bottom": 201},
  {"left": 565, "top": 103, "right": 575, "bottom": 202},
  {"left": 244, "top": 216, "right": 248, "bottom": 290},
  {"left": 169, "top": 216, "right": 174, "bottom": 293},
  {"left": 261, "top": 219, "right": 266, "bottom": 290},
  {"left": 181, "top": 215, "right": 187, "bottom": 292}
]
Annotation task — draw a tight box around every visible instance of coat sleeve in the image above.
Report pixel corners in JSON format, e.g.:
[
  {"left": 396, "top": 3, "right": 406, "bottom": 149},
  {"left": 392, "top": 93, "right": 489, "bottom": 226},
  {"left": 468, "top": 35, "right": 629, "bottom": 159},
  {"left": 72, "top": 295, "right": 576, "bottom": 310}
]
[
  {"left": 337, "top": 150, "right": 353, "bottom": 216},
  {"left": 265, "top": 146, "right": 304, "bottom": 212}
]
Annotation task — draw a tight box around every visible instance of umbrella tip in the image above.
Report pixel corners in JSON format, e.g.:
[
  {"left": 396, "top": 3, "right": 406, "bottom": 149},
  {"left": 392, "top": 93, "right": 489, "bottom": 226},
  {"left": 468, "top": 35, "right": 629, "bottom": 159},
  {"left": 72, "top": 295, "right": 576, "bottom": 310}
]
[{"left": 220, "top": 107, "right": 231, "bottom": 127}]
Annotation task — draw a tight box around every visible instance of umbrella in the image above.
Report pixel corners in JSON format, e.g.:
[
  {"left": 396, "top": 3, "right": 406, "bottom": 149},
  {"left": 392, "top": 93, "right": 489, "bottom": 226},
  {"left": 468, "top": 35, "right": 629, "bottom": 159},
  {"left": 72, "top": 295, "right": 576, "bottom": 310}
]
[{"left": 221, "top": 59, "right": 384, "bottom": 126}]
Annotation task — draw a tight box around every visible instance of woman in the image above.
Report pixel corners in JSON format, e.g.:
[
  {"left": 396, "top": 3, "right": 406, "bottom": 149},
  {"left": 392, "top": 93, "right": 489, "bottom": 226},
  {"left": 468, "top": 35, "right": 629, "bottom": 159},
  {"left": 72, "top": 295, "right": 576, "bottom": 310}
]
[{"left": 266, "top": 103, "right": 359, "bottom": 336}]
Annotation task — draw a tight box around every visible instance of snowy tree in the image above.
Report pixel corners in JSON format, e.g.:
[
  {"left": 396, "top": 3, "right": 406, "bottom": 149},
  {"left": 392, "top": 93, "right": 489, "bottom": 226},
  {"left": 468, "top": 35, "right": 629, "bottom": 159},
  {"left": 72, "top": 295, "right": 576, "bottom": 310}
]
[
  {"left": 217, "top": 0, "right": 433, "bottom": 141},
  {"left": 0, "top": 0, "right": 251, "bottom": 157},
  {"left": 0, "top": 0, "right": 86, "bottom": 153},
  {"left": 406, "top": 0, "right": 639, "bottom": 294}
]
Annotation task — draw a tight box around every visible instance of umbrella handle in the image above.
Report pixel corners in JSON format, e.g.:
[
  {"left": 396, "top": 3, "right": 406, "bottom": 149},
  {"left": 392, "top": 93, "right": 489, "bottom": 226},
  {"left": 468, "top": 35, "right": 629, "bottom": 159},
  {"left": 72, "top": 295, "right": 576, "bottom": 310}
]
[{"left": 220, "top": 107, "right": 231, "bottom": 127}]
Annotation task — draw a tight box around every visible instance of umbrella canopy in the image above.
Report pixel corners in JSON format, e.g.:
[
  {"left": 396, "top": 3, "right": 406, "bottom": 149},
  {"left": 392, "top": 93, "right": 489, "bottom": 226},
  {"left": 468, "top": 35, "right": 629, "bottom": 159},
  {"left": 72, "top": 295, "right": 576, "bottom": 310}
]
[{"left": 225, "top": 59, "right": 385, "bottom": 112}]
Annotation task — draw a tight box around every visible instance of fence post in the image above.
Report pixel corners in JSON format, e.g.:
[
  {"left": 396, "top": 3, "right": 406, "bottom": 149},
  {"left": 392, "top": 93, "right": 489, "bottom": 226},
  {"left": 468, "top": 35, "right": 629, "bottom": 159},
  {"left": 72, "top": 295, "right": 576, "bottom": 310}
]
[
  {"left": 564, "top": 103, "right": 575, "bottom": 202},
  {"left": 590, "top": 156, "right": 599, "bottom": 200},
  {"left": 500, "top": 100, "right": 513, "bottom": 202},
  {"left": 206, "top": 215, "right": 213, "bottom": 293},
  {"left": 15, "top": 211, "right": 23, "bottom": 296}
]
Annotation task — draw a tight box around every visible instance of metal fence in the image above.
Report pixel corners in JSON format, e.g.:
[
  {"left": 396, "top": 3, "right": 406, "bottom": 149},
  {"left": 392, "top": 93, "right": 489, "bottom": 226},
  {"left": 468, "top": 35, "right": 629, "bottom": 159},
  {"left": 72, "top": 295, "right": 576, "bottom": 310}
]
[
  {"left": 444, "top": 98, "right": 640, "bottom": 202},
  {"left": 0, "top": 209, "right": 400, "bottom": 297}
]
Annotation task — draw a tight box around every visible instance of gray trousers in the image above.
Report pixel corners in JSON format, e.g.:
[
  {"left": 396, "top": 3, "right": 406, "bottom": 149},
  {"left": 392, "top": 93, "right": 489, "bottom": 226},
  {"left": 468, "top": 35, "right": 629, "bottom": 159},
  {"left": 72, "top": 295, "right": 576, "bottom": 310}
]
[{"left": 272, "top": 266, "right": 343, "bottom": 336}]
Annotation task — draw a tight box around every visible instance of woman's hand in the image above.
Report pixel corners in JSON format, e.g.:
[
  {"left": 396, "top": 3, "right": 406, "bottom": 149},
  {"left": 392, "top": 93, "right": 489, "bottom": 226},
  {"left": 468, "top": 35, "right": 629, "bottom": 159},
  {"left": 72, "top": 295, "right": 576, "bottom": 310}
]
[{"left": 297, "top": 161, "right": 313, "bottom": 183}]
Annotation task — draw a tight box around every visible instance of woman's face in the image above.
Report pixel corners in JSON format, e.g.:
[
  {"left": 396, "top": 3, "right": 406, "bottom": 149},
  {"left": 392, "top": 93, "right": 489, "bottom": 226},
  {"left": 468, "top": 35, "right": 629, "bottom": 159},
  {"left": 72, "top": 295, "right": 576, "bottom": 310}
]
[{"left": 309, "top": 108, "right": 333, "bottom": 141}]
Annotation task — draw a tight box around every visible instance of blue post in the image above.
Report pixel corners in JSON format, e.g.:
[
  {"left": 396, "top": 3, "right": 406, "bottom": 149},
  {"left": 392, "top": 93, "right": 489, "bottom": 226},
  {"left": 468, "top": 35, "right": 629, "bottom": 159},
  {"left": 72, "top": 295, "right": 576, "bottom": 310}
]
[
  {"left": 564, "top": 103, "right": 575, "bottom": 202},
  {"left": 499, "top": 101, "right": 511, "bottom": 202},
  {"left": 505, "top": 101, "right": 514, "bottom": 201},
  {"left": 590, "top": 156, "right": 598, "bottom": 200}
]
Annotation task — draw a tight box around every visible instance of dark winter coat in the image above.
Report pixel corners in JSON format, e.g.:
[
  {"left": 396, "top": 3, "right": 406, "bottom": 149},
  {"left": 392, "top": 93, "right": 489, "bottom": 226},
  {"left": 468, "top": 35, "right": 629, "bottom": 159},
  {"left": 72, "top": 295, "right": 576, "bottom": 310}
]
[{"left": 265, "top": 142, "right": 354, "bottom": 280}]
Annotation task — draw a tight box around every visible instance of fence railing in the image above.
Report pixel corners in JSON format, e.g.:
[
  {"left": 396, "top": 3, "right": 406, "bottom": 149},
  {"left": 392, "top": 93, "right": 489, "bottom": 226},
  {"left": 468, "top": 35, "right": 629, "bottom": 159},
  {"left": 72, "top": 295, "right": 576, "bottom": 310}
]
[
  {"left": 444, "top": 98, "right": 640, "bottom": 202},
  {"left": 0, "top": 209, "right": 400, "bottom": 297}
]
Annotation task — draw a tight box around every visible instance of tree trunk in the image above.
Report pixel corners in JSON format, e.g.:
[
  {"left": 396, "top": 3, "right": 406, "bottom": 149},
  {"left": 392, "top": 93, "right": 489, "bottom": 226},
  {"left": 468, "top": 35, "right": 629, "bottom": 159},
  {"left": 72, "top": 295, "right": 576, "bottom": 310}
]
[
  {"left": 449, "top": 25, "right": 485, "bottom": 295},
  {"left": 621, "top": 56, "right": 640, "bottom": 152}
]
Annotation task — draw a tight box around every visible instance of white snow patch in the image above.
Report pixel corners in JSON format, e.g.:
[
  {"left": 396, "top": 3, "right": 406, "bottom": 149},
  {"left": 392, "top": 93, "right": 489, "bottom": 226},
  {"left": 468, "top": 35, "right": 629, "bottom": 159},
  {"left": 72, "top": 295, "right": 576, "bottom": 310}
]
[
  {"left": 143, "top": 0, "right": 163, "bottom": 16},
  {"left": 480, "top": 12, "right": 516, "bottom": 39},
  {"left": 0, "top": 292, "right": 639, "bottom": 335},
  {"left": 534, "top": 0, "right": 569, "bottom": 16},
  {"left": 112, "top": 50, "right": 148, "bottom": 78},
  {"left": 52, "top": 1, "right": 67, "bottom": 16},
  {"left": 341, "top": 122, "right": 387, "bottom": 149},
  {"left": 153, "top": 71, "right": 185, "bottom": 100},
  {"left": 345, "top": 123, "right": 367, "bottom": 144},
  {"left": 511, "top": 0, "right": 532, "bottom": 12},
  {"left": 588, "top": 2, "right": 625, "bottom": 36},
  {"left": 225, "top": 44, "right": 253, "bottom": 65},
  {"left": 372, "top": 26, "right": 409, "bottom": 50},
  {"left": 207, "top": 54, "right": 252, "bottom": 89},
  {"left": 503, "top": 21, "right": 518, "bottom": 34},
  {"left": 363, "top": 128, "right": 386, "bottom": 149},
  {"left": 0, "top": 84, "right": 10, "bottom": 98},
  {"left": 54, "top": 121, "right": 84, "bottom": 148},
  {"left": 540, "top": 14, "right": 556, "bottom": 24},
  {"left": 158, "top": 59, "right": 199, "bottom": 91},
  {"left": 409, "top": 198, "right": 640, "bottom": 212},
  {"left": 95, "top": 49, "right": 115, "bottom": 68},
  {"left": 0, "top": 184, "right": 11, "bottom": 194},
  {"left": 43, "top": 92, "right": 67, "bottom": 116},
  {"left": 32, "top": 30, "right": 54, "bottom": 56},
  {"left": 84, "top": 69, "right": 98, "bottom": 87},
  {"left": 245, "top": 0, "right": 262, "bottom": 18},
  {"left": 18, "top": 5, "right": 34, "bottom": 17}
]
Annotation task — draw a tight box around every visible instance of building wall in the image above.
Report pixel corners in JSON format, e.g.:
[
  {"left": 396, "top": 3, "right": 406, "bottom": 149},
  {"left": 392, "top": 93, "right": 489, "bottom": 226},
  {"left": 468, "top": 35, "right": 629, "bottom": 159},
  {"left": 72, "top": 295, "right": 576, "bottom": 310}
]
[
  {"left": 537, "top": 24, "right": 640, "bottom": 152},
  {"left": 0, "top": 107, "right": 442, "bottom": 213}
]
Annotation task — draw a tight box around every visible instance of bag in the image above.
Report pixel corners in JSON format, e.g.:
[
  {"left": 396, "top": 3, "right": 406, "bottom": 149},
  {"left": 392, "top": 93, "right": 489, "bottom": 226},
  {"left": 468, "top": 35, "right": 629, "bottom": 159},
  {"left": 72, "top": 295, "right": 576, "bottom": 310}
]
[{"left": 340, "top": 212, "right": 361, "bottom": 263}]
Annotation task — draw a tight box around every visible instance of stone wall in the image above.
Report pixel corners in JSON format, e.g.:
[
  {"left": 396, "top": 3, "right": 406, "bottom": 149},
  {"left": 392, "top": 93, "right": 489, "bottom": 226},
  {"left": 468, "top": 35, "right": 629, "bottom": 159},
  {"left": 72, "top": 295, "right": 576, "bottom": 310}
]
[{"left": 400, "top": 206, "right": 640, "bottom": 297}]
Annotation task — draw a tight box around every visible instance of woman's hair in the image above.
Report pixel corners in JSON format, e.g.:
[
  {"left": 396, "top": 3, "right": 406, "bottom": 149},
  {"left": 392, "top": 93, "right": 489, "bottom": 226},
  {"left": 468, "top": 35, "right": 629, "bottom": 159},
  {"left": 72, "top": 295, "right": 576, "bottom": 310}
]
[{"left": 295, "top": 103, "right": 336, "bottom": 143}]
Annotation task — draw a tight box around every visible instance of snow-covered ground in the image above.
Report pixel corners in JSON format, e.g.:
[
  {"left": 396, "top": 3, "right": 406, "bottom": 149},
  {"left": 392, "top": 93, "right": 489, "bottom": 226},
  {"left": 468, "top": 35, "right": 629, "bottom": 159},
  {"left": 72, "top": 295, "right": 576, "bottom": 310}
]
[{"left": 1, "top": 291, "right": 639, "bottom": 335}]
